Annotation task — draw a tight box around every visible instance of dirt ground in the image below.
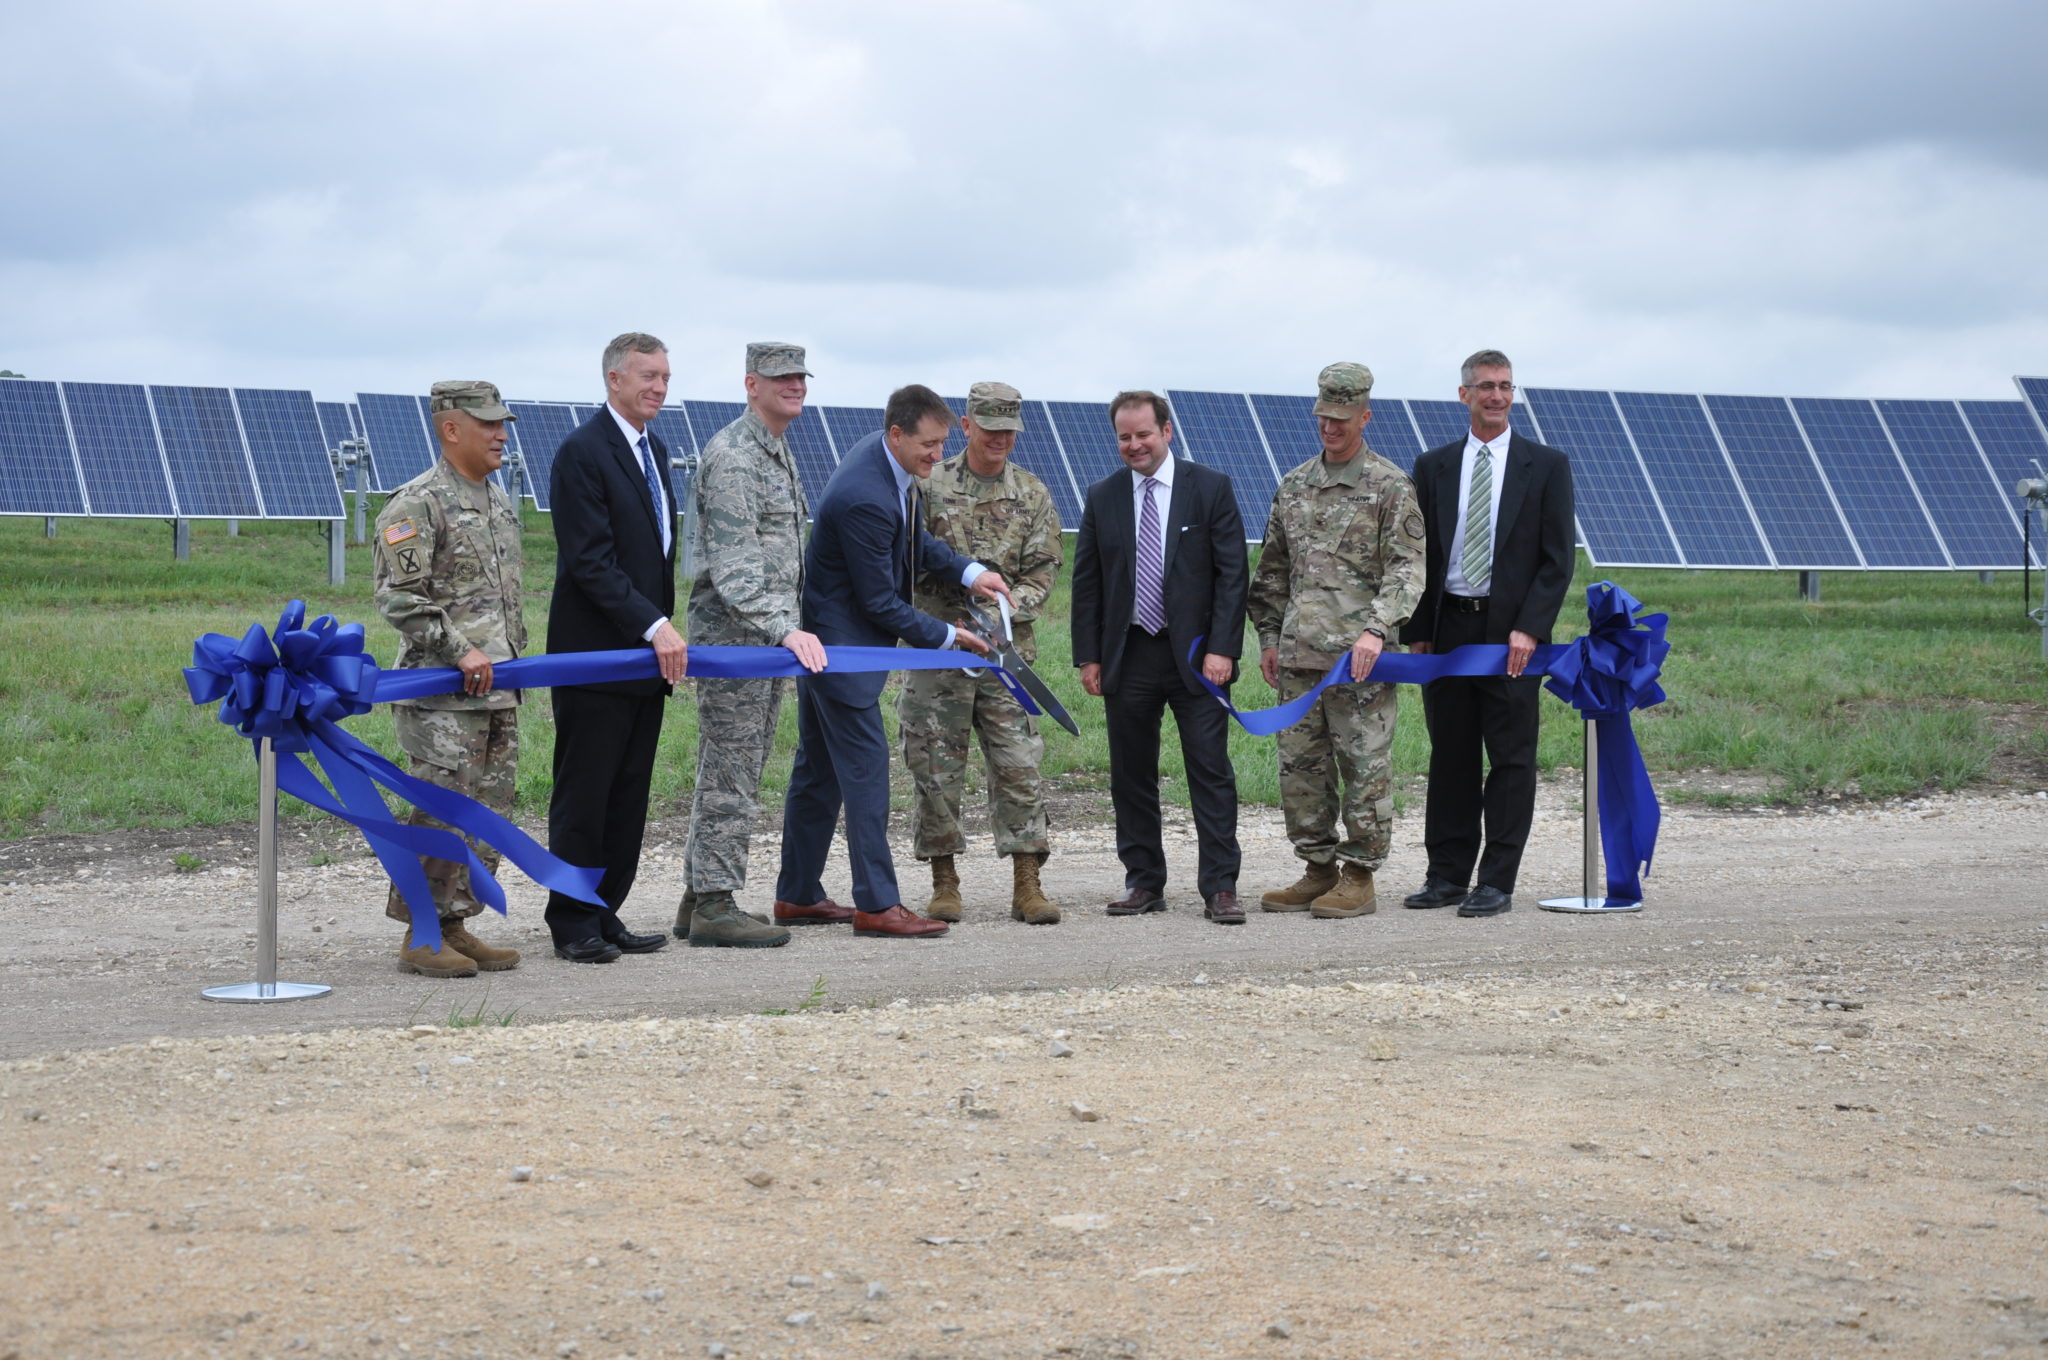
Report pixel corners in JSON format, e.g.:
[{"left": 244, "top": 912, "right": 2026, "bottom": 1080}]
[{"left": 2, "top": 783, "right": 2046, "bottom": 1359}]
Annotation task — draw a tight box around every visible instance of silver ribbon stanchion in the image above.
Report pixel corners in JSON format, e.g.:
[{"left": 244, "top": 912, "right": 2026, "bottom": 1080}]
[
  {"left": 1539, "top": 718, "right": 1640, "bottom": 914},
  {"left": 203, "top": 737, "right": 333, "bottom": 1003}
]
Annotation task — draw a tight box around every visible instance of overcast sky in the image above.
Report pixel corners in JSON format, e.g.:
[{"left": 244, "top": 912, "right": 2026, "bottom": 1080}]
[{"left": 4, "top": 0, "right": 2046, "bottom": 412}]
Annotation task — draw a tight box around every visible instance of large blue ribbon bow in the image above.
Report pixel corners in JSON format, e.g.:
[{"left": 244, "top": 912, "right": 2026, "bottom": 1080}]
[
  {"left": 186, "top": 603, "right": 1049, "bottom": 948},
  {"left": 1195, "top": 580, "right": 1668, "bottom": 907}
]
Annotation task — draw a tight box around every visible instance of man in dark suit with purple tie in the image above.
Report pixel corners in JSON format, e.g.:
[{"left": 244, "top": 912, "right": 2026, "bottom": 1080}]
[{"left": 1071, "top": 390, "right": 1249, "bottom": 925}]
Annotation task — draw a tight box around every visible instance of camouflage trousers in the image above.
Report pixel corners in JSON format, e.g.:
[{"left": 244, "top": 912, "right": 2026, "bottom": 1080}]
[
  {"left": 1275, "top": 667, "right": 1396, "bottom": 870},
  {"left": 898, "top": 663, "right": 1049, "bottom": 859},
  {"left": 685, "top": 675, "right": 787, "bottom": 895},
  {"left": 383, "top": 704, "right": 518, "bottom": 924}
]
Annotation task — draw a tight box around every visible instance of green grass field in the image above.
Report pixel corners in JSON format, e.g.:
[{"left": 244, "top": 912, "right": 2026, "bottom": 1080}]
[{"left": 1, "top": 513, "right": 2043, "bottom": 838}]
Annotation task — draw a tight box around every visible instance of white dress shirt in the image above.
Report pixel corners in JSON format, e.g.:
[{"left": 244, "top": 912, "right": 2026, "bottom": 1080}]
[
  {"left": 1130, "top": 451, "right": 1176, "bottom": 616},
  {"left": 609, "top": 401, "right": 673, "bottom": 641},
  {"left": 886, "top": 451, "right": 987, "bottom": 649},
  {"left": 1444, "top": 429, "right": 1510, "bottom": 598}
]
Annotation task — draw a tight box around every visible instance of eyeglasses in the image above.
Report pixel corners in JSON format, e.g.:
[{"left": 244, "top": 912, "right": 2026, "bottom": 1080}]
[{"left": 1465, "top": 381, "right": 1515, "bottom": 395}]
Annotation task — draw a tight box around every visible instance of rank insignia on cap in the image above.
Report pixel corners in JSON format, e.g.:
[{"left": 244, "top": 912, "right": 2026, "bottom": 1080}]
[{"left": 383, "top": 519, "right": 418, "bottom": 545}]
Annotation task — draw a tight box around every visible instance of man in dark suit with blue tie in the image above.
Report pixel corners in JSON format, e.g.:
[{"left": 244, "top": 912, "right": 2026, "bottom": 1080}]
[
  {"left": 1071, "top": 390, "right": 1250, "bottom": 925},
  {"left": 773, "top": 384, "right": 1011, "bottom": 938},
  {"left": 542, "top": 332, "right": 690, "bottom": 963}
]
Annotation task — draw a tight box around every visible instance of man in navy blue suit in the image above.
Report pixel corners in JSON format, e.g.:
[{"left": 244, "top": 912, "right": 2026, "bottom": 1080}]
[{"left": 773, "top": 385, "right": 1011, "bottom": 938}]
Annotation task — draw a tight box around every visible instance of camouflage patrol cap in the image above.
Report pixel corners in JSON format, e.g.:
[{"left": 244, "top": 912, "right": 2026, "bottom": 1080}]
[
  {"left": 746, "top": 342, "right": 813, "bottom": 378},
  {"left": 965, "top": 381, "right": 1025, "bottom": 432},
  {"left": 428, "top": 380, "right": 515, "bottom": 422},
  {"left": 1312, "top": 361, "right": 1374, "bottom": 417}
]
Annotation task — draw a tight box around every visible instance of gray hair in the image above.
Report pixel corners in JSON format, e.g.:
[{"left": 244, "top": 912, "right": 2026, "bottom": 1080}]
[
  {"left": 1460, "top": 349, "right": 1513, "bottom": 385},
  {"left": 602, "top": 331, "right": 667, "bottom": 378}
]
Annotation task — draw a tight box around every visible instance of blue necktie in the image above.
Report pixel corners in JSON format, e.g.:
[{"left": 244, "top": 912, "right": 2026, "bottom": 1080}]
[{"left": 637, "top": 434, "right": 671, "bottom": 555}]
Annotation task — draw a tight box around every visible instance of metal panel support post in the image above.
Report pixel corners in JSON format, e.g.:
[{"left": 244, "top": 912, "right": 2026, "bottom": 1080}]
[
  {"left": 173, "top": 519, "right": 190, "bottom": 561},
  {"left": 327, "top": 519, "right": 345, "bottom": 585},
  {"left": 1798, "top": 570, "right": 1820, "bottom": 603}
]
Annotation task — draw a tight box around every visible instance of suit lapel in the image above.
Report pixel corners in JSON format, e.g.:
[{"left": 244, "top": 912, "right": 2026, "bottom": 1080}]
[
  {"left": 1494, "top": 433, "right": 1534, "bottom": 545},
  {"left": 1430, "top": 446, "right": 1463, "bottom": 549},
  {"left": 1161, "top": 464, "right": 1193, "bottom": 580},
  {"left": 602, "top": 412, "right": 666, "bottom": 542}
]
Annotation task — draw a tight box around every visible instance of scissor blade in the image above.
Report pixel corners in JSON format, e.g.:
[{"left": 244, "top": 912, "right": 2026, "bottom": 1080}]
[{"left": 1005, "top": 647, "right": 1081, "bottom": 736}]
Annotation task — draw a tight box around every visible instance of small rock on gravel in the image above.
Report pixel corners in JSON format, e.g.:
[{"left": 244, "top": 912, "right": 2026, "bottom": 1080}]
[
  {"left": 1266, "top": 1319, "right": 1293, "bottom": 1338},
  {"left": 1070, "top": 1101, "right": 1101, "bottom": 1121},
  {"left": 743, "top": 1169, "right": 774, "bottom": 1188},
  {"left": 1048, "top": 1040, "right": 1075, "bottom": 1058},
  {"left": 509, "top": 1166, "right": 533, "bottom": 1183}
]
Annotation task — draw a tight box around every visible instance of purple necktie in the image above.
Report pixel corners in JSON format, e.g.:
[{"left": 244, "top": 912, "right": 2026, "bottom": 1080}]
[{"left": 1135, "top": 476, "right": 1166, "bottom": 634}]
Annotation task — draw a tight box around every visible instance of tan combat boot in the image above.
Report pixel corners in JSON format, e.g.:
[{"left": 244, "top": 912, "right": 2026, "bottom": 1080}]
[
  {"left": 926, "top": 856, "right": 964, "bottom": 923},
  {"left": 399, "top": 927, "right": 479, "bottom": 978},
  {"left": 1009, "top": 853, "right": 1060, "bottom": 925},
  {"left": 675, "top": 887, "right": 770, "bottom": 938},
  {"left": 442, "top": 918, "right": 520, "bottom": 971},
  {"left": 1261, "top": 860, "right": 1339, "bottom": 912},
  {"left": 688, "top": 893, "right": 792, "bottom": 949},
  {"left": 1310, "top": 863, "right": 1378, "bottom": 918}
]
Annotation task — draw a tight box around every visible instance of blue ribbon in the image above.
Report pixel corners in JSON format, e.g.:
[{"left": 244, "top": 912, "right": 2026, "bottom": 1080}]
[
  {"left": 185, "top": 603, "right": 1043, "bottom": 948},
  {"left": 1195, "top": 580, "right": 1668, "bottom": 907}
]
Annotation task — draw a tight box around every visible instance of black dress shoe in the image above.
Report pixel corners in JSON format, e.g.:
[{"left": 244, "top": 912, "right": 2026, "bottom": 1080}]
[
  {"left": 1403, "top": 877, "right": 1469, "bottom": 910},
  {"left": 1456, "top": 885, "right": 1513, "bottom": 917},
  {"left": 604, "top": 928, "right": 668, "bottom": 954},
  {"left": 553, "top": 938, "right": 623, "bottom": 964}
]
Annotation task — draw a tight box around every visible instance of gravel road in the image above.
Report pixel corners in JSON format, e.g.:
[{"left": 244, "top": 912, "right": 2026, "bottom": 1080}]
[{"left": 2, "top": 785, "right": 2044, "bottom": 1358}]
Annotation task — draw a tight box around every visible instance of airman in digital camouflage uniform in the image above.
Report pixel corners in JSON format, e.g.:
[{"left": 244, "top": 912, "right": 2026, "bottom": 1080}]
[
  {"left": 899, "top": 382, "right": 1065, "bottom": 924},
  {"left": 1246, "top": 362, "right": 1425, "bottom": 919},
  {"left": 373, "top": 380, "right": 527, "bottom": 977},
  {"left": 677, "top": 342, "right": 833, "bottom": 948}
]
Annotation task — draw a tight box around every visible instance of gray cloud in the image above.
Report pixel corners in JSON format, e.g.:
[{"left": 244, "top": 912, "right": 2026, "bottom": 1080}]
[{"left": 2, "top": 0, "right": 2043, "bottom": 406}]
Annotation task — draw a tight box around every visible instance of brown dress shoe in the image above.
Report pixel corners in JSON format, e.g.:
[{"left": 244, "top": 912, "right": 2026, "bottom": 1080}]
[
  {"left": 1204, "top": 890, "right": 1246, "bottom": 924},
  {"left": 1105, "top": 887, "right": 1167, "bottom": 916},
  {"left": 852, "top": 904, "right": 950, "bottom": 937},
  {"left": 773, "top": 897, "right": 856, "bottom": 926}
]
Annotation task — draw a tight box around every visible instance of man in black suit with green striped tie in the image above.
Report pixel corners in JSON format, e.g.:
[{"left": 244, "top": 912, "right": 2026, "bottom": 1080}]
[{"left": 1399, "top": 350, "right": 1575, "bottom": 919}]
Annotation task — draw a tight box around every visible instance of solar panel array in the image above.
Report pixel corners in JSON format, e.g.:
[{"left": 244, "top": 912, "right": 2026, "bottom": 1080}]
[{"left": 5, "top": 376, "right": 2043, "bottom": 571}]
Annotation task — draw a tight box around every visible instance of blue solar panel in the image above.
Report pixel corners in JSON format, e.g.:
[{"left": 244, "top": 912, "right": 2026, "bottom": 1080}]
[
  {"left": 0, "top": 380, "right": 86, "bottom": 515},
  {"left": 1164, "top": 390, "right": 1281, "bottom": 538},
  {"left": 1043, "top": 400, "right": 1122, "bottom": 494},
  {"left": 354, "top": 393, "right": 436, "bottom": 492},
  {"left": 315, "top": 401, "right": 357, "bottom": 452},
  {"left": 940, "top": 397, "right": 971, "bottom": 462},
  {"left": 1787, "top": 398, "right": 1946, "bottom": 569},
  {"left": 1614, "top": 392, "right": 1769, "bottom": 567},
  {"left": 2018, "top": 377, "right": 2048, "bottom": 440},
  {"left": 1877, "top": 399, "right": 2025, "bottom": 570},
  {"left": 785, "top": 408, "right": 837, "bottom": 509},
  {"left": 1960, "top": 400, "right": 2047, "bottom": 568},
  {"left": 233, "top": 389, "right": 344, "bottom": 519},
  {"left": 150, "top": 385, "right": 262, "bottom": 518},
  {"left": 505, "top": 402, "right": 579, "bottom": 512},
  {"left": 1008, "top": 400, "right": 1085, "bottom": 530},
  {"left": 1522, "top": 388, "right": 1680, "bottom": 567},
  {"left": 1701, "top": 394, "right": 1860, "bottom": 568},
  {"left": 820, "top": 406, "right": 886, "bottom": 464},
  {"left": 57, "top": 383, "right": 175, "bottom": 517}
]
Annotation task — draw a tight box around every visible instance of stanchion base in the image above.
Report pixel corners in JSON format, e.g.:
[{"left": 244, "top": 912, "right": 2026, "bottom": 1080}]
[
  {"left": 1538, "top": 896, "right": 1643, "bottom": 914},
  {"left": 202, "top": 981, "right": 333, "bottom": 1004}
]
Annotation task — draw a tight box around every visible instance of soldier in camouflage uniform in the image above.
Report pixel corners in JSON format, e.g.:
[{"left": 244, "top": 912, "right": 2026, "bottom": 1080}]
[
  {"left": 1246, "top": 362, "right": 1425, "bottom": 919},
  {"left": 898, "top": 382, "right": 1065, "bottom": 924},
  {"left": 677, "top": 342, "right": 835, "bottom": 948},
  {"left": 373, "top": 380, "right": 527, "bottom": 977}
]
